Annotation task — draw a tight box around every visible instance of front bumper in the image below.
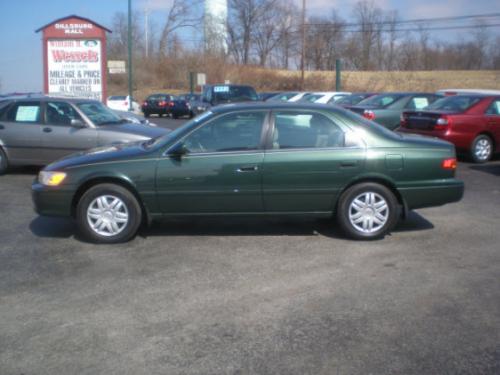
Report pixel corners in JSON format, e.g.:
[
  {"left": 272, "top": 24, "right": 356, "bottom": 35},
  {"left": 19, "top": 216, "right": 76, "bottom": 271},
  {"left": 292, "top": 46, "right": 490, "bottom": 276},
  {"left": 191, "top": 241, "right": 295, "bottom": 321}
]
[{"left": 32, "top": 182, "right": 74, "bottom": 217}]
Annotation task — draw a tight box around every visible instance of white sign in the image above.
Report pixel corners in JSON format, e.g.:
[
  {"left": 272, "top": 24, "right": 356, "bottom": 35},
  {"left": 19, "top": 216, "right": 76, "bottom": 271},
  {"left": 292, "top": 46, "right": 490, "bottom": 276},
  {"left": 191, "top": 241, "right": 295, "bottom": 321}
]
[
  {"left": 54, "top": 23, "right": 94, "bottom": 35},
  {"left": 108, "top": 60, "right": 126, "bottom": 74},
  {"left": 196, "top": 73, "right": 206, "bottom": 86},
  {"left": 47, "top": 39, "right": 102, "bottom": 100}
]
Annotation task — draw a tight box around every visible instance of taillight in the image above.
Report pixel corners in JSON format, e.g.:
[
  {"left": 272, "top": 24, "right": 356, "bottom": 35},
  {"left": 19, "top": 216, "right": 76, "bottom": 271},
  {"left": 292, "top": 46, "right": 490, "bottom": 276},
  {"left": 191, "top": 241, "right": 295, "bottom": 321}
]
[
  {"left": 124, "top": 101, "right": 128, "bottom": 106},
  {"left": 142, "top": 101, "right": 148, "bottom": 106},
  {"left": 363, "top": 110, "right": 375, "bottom": 121},
  {"left": 442, "top": 158, "right": 457, "bottom": 170},
  {"left": 158, "top": 100, "right": 167, "bottom": 107},
  {"left": 435, "top": 115, "right": 451, "bottom": 130},
  {"left": 168, "top": 101, "right": 175, "bottom": 107}
]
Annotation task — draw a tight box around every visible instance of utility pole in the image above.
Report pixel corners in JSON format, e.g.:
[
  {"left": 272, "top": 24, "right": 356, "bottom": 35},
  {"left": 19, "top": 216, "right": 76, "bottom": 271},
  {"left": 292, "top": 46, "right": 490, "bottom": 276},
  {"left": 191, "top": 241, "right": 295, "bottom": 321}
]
[
  {"left": 144, "top": 5, "right": 150, "bottom": 58},
  {"left": 127, "top": 0, "right": 133, "bottom": 111},
  {"left": 300, "top": 0, "right": 306, "bottom": 91}
]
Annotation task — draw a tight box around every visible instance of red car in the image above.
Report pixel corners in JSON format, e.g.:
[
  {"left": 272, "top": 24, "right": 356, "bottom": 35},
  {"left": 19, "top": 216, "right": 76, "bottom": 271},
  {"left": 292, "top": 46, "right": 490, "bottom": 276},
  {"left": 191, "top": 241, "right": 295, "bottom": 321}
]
[{"left": 399, "top": 95, "right": 500, "bottom": 163}]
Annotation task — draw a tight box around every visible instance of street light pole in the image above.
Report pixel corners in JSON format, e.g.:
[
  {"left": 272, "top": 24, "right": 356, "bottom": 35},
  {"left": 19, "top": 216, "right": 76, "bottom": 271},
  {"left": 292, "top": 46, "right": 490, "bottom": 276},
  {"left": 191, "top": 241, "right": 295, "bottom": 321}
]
[
  {"left": 128, "top": 0, "right": 133, "bottom": 111},
  {"left": 300, "top": 0, "right": 306, "bottom": 91}
]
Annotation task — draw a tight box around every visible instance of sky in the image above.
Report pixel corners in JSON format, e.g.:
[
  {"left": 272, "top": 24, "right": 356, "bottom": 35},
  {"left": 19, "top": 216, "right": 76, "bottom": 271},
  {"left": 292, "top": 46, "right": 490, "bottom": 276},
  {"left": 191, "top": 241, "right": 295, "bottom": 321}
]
[{"left": 0, "top": 0, "right": 499, "bottom": 93}]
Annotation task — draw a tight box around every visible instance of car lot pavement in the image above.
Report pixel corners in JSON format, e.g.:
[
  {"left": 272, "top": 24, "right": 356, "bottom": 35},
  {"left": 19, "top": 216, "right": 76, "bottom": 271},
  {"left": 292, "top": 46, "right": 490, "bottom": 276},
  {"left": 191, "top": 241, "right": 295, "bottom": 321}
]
[{"left": 0, "top": 120, "right": 499, "bottom": 374}]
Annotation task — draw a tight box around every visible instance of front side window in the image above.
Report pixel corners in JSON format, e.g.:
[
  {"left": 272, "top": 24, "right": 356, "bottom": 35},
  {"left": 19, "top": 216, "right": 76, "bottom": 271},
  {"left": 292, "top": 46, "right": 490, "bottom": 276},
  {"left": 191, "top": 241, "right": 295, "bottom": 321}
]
[
  {"left": 46, "top": 102, "right": 82, "bottom": 125},
  {"left": 6, "top": 102, "right": 41, "bottom": 123},
  {"left": 272, "top": 111, "right": 345, "bottom": 149},
  {"left": 182, "top": 111, "right": 266, "bottom": 153}
]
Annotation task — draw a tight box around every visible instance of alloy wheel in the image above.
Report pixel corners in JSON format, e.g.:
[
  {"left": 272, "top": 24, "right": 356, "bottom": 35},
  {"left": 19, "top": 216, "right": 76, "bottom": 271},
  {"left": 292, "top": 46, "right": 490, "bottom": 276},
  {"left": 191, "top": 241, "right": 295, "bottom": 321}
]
[{"left": 348, "top": 192, "right": 389, "bottom": 234}]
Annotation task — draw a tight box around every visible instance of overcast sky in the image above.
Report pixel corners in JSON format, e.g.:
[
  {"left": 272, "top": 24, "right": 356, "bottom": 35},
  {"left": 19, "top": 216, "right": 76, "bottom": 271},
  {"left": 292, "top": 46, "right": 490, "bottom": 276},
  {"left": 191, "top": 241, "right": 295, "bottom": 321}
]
[{"left": 0, "top": 0, "right": 499, "bottom": 93}]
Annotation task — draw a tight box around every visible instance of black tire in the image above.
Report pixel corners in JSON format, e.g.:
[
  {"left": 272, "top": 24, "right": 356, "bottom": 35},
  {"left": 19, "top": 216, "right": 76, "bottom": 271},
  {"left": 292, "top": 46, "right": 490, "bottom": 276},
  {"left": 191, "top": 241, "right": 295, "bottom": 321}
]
[
  {"left": 143, "top": 111, "right": 150, "bottom": 118},
  {"left": 470, "top": 134, "right": 493, "bottom": 163},
  {"left": 0, "top": 147, "right": 8, "bottom": 175},
  {"left": 172, "top": 112, "right": 179, "bottom": 119},
  {"left": 336, "top": 182, "right": 399, "bottom": 240},
  {"left": 76, "top": 183, "right": 142, "bottom": 244}
]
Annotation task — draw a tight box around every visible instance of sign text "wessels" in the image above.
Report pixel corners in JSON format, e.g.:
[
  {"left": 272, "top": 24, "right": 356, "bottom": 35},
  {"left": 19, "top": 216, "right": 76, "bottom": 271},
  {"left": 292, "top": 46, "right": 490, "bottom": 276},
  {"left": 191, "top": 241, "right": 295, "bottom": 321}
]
[{"left": 51, "top": 50, "right": 99, "bottom": 63}]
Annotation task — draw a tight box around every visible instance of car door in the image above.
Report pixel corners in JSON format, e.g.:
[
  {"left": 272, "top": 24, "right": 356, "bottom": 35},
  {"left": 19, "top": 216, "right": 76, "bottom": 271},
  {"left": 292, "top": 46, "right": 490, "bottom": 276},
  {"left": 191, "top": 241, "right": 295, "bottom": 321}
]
[
  {"left": 262, "top": 110, "right": 366, "bottom": 213},
  {"left": 485, "top": 98, "right": 500, "bottom": 150},
  {"left": 0, "top": 101, "right": 45, "bottom": 165},
  {"left": 155, "top": 110, "right": 268, "bottom": 214},
  {"left": 42, "top": 101, "right": 98, "bottom": 162}
]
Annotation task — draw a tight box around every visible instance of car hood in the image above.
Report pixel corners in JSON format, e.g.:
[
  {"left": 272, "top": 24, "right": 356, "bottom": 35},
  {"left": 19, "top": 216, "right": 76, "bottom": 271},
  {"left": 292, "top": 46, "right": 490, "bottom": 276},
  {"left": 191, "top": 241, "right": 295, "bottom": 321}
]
[
  {"left": 98, "top": 123, "right": 169, "bottom": 138},
  {"left": 44, "top": 141, "right": 155, "bottom": 171}
]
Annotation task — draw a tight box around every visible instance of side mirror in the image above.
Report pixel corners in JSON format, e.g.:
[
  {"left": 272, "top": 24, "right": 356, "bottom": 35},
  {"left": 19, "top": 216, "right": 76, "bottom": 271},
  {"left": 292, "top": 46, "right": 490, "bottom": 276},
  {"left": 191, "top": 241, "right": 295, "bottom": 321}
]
[
  {"left": 168, "top": 143, "right": 188, "bottom": 159},
  {"left": 71, "top": 119, "right": 86, "bottom": 128}
]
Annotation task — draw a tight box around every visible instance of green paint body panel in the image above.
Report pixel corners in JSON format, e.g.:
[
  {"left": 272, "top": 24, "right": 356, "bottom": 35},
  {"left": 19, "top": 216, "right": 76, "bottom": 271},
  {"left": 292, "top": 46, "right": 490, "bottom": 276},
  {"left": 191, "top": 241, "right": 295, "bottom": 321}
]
[{"left": 32, "top": 103, "right": 464, "bottom": 220}]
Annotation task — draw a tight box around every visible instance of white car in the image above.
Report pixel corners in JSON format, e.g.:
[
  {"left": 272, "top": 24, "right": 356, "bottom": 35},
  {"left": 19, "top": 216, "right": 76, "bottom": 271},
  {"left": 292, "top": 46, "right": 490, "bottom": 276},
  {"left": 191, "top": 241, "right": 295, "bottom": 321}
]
[
  {"left": 106, "top": 95, "right": 140, "bottom": 113},
  {"left": 300, "top": 92, "right": 351, "bottom": 104},
  {"left": 287, "top": 92, "right": 311, "bottom": 102}
]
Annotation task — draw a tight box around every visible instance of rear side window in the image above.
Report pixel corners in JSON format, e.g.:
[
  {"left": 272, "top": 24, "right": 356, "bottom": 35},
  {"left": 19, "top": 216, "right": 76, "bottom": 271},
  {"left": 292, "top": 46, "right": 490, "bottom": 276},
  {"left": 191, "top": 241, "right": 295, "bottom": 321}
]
[
  {"left": 6, "top": 102, "right": 42, "bottom": 123},
  {"left": 272, "top": 111, "right": 345, "bottom": 149},
  {"left": 485, "top": 99, "right": 500, "bottom": 115}
]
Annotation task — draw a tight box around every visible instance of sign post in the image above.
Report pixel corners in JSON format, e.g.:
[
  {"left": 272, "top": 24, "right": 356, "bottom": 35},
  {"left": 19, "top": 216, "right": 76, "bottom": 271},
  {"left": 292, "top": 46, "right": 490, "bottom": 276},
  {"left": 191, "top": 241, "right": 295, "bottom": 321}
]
[{"left": 36, "top": 15, "right": 111, "bottom": 103}]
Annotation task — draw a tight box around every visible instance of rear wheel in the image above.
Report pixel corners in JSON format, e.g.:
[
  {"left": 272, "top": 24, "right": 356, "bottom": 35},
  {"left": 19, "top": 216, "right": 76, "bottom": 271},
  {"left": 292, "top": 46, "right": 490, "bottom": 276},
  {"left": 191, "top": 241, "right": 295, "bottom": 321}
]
[
  {"left": 143, "top": 111, "right": 150, "bottom": 118},
  {"left": 337, "top": 183, "right": 399, "bottom": 240},
  {"left": 76, "top": 183, "right": 142, "bottom": 243},
  {"left": 0, "top": 147, "right": 8, "bottom": 175},
  {"left": 470, "top": 134, "right": 493, "bottom": 163}
]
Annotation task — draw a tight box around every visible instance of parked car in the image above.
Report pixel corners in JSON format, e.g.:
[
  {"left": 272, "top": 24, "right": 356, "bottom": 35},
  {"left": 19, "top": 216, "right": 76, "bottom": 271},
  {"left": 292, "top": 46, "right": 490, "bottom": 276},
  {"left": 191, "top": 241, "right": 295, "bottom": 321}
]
[
  {"left": 436, "top": 89, "right": 500, "bottom": 96},
  {"left": 0, "top": 96, "right": 169, "bottom": 174},
  {"left": 288, "top": 92, "right": 311, "bottom": 102},
  {"left": 299, "top": 92, "right": 351, "bottom": 104},
  {"left": 106, "top": 95, "right": 140, "bottom": 113},
  {"left": 347, "top": 92, "right": 441, "bottom": 130},
  {"left": 170, "top": 98, "right": 194, "bottom": 119},
  {"left": 335, "top": 93, "right": 378, "bottom": 108},
  {"left": 192, "top": 84, "right": 259, "bottom": 115},
  {"left": 259, "top": 92, "right": 281, "bottom": 101},
  {"left": 141, "top": 93, "right": 176, "bottom": 117},
  {"left": 32, "top": 102, "right": 463, "bottom": 243},
  {"left": 267, "top": 92, "right": 301, "bottom": 102},
  {"left": 399, "top": 94, "right": 500, "bottom": 163}
]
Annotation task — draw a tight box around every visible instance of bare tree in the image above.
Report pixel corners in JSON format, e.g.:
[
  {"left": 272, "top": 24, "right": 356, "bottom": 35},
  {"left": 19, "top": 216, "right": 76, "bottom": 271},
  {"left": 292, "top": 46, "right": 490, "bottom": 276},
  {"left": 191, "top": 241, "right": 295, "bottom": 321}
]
[{"left": 352, "top": 0, "right": 383, "bottom": 70}]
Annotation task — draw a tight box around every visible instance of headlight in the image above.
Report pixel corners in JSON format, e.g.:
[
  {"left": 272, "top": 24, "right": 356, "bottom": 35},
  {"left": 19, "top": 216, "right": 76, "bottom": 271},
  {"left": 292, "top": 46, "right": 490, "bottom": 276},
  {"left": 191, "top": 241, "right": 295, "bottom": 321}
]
[{"left": 39, "top": 171, "right": 67, "bottom": 186}]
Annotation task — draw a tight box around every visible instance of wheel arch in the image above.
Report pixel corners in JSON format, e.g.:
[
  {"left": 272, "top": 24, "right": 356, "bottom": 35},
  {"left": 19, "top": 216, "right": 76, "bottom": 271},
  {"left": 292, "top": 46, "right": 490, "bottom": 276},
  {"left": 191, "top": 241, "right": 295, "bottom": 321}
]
[{"left": 70, "top": 176, "right": 151, "bottom": 225}]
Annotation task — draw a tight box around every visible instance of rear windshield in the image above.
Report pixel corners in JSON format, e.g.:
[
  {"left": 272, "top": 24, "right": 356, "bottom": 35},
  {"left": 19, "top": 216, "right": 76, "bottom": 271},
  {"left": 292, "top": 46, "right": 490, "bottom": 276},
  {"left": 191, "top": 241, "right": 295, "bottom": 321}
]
[
  {"left": 212, "top": 86, "right": 259, "bottom": 103},
  {"left": 147, "top": 94, "right": 169, "bottom": 101},
  {"left": 268, "top": 92, "right": 299, "bottom": 101},
  {"left": 336, "top": 94, "right": 369, "bottom": 105},
  {"left": 108, "top": 96, "right": 127, "bottom": 100},
  {"left": 300, "top": 94, "right": 323, "bottom": 103},
  {"left": 425, "top": 95, "right": 482, "bottom": 112},
  {"left": 357, "top": 94, "right": 403, "bottom": 108}
]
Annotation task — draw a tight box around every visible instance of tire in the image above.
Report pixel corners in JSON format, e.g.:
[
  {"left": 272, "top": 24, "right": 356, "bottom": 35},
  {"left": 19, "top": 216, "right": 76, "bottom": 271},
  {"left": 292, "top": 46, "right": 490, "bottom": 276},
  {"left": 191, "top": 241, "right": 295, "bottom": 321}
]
[
  {"left": 172, "top": 113, "right": 179, "bottom": 119},
  {"left": 0, "top": 147, "right": 8, "bottom": 175},
  {"left": 76, "top": 183, "right": 142, "bottom": 244},
  {"left": 336, "top": 182, "right": 399, "bottom": 240},
  {"left": 143, "top": 111, "right": 150, "bottom": 118},
  {"left": 470, "top": 134, "right": 493, "bottom": 163}
]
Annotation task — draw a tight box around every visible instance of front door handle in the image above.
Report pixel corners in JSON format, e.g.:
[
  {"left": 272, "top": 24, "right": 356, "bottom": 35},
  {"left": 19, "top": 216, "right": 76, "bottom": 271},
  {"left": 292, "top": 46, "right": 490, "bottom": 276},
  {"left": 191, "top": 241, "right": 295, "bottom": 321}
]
[
  {"left": 43, "top": 127, "right": 52, "bottom": 133},
  {"left": 237, "top": 166, "right": 258, "bottom": 172}
]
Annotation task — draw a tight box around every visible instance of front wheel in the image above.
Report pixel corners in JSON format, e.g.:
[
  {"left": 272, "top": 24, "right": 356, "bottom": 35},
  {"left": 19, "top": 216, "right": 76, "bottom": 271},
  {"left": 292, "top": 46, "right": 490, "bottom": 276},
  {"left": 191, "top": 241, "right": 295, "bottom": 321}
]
[
  {"left": 470, "top": 134, "right": 493, "bottom": 163},
  {"left": 76, "top": 183, "right": 142, "bottom": 243},
  {"left": 337, "top": 183, "right": 399, "bottom": 240}
]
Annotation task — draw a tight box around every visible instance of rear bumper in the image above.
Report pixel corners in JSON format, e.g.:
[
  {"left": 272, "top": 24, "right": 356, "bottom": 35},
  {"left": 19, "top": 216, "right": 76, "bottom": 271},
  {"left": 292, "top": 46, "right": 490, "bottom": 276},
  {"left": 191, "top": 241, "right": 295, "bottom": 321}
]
[
  {"left": 398, "top": 179, "right": 464, "bottom": 210},
  {"left": 32, "top": 182, "right": 74, "bottom": 217}
]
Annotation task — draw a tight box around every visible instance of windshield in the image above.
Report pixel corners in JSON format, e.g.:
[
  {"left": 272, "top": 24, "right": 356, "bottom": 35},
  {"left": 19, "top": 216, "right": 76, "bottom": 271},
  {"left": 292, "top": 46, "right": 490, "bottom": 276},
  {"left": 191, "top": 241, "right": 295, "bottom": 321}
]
[
  {"left": 77, "top": 101, "right": 125, "bottom": 126},
  {"left": 357, "top": 94, "right": 403, "bottom": 108},
  {"left": 267, "top": 92, "right": 299, "bottom": 101},
  {"left": 300, "top": 94, "right": 323, "bottom": 103},
  {"left": 212, "top": 86, "right": 259, "bottom": 103},
  {"left": 425, "top": 95, "right": 482, "bottom": 112}
]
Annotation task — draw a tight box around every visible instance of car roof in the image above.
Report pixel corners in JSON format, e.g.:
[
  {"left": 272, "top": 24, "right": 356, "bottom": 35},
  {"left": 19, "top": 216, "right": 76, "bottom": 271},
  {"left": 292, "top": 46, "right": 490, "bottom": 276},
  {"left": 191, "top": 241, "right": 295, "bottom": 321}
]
[
  {"left": 210, "top": 101, "right": 342, "bottom": 113},
  {"left": 1, "top": 95, "right": 100, "bottom": 104}
]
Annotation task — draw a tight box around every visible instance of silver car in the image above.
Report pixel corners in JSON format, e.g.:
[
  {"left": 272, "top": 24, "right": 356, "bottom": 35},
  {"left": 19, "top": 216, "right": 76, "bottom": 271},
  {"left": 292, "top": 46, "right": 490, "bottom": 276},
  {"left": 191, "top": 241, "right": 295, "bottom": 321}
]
[{"left": 0, "top": 96, "right": 169, "bottom": 174}]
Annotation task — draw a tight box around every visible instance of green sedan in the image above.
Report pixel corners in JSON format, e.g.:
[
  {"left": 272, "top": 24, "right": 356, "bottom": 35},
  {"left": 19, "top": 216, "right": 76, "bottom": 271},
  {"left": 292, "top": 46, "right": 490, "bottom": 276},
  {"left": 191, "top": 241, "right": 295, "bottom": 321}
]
[{"left": 32, "top": 103, "right": 464, "bottom": 243}]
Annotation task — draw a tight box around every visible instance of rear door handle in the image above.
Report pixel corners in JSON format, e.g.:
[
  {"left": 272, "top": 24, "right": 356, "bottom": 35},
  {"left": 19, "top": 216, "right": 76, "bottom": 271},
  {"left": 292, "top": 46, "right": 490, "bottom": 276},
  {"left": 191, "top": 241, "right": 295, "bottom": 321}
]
[
  {"left": 43, "top": 127, "right": 52, "bottom": 133},
  {"left": 237, "top": 166, "right": 258, "bottom": 172}
]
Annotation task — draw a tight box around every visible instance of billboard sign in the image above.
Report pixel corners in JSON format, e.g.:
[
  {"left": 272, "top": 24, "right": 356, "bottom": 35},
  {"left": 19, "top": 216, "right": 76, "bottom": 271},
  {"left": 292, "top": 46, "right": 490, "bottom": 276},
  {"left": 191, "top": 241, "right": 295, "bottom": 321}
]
[
  {"left": 47, "top": 39, "right": 102, "bottom": 100},
  {"left": 36, "top": 16, "right": 111, "bottom": 103}
]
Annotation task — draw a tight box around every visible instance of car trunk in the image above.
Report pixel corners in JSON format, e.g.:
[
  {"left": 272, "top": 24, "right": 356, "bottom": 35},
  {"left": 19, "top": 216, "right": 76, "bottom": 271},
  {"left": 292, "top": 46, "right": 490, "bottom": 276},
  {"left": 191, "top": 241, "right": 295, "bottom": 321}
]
[{"left": 403, "top": 110, "right": 456, "bottom": 131}]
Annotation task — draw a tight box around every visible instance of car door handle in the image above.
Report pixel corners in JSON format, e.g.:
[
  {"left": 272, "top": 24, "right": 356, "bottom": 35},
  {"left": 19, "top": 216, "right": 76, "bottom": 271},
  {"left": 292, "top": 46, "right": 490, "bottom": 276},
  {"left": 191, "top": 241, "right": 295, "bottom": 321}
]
[
  {"left": 0, "top": 124, "right": 4, "bottom": 130},
  {"left": 340, "top": 161, "right": 358, "bottom": 168},
  {"left": 43, "top": 127, "right": 53, "bottom": 133},
  {"left": 237, "top": 166, "right": 258, "bottom": 172}
]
